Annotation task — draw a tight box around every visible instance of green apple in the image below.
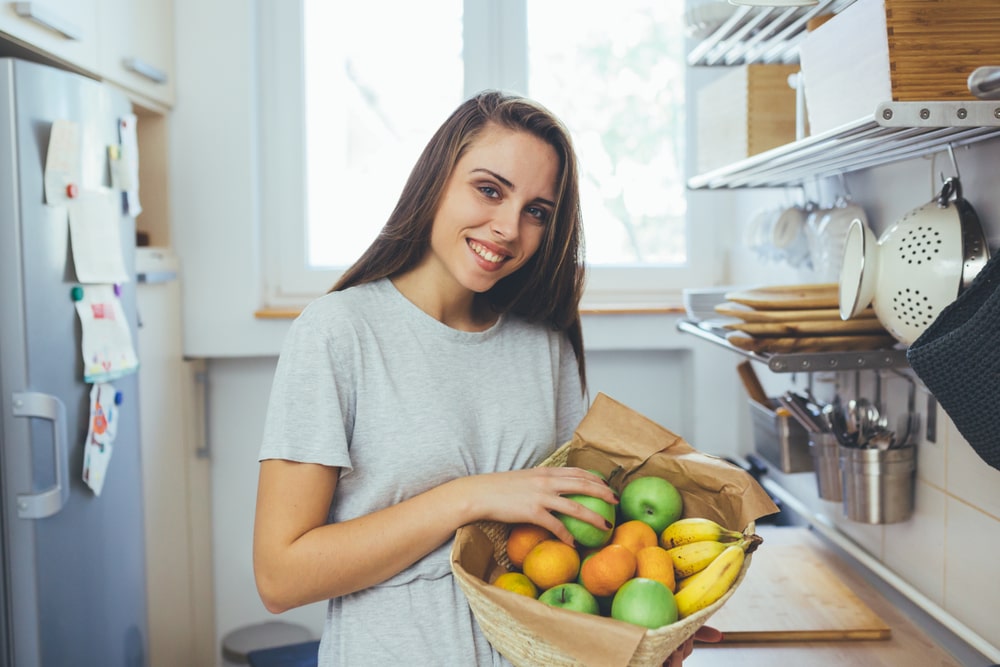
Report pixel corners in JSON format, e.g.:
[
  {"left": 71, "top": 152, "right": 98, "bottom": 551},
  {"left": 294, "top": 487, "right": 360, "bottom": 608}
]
[
  {"left": 538, "top": 582, "right": 600, "bottom": 615},
  {"left": 611, "top": 577, "right": 679, "bottom": 629},
  {"left": 556, "top": 494, "right": 615, "bottom": 548},
  {"left": 619, "top": 476, "right": 683, "bottom": 535}
]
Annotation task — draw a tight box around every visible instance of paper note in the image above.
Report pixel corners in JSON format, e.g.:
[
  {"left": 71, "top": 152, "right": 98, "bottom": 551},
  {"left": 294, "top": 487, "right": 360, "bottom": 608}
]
[
  {"left": 83, "top": 382, "right": 120, "bottom": 496},
  {"left": 74, "top": 284, "right": 139, "bottom": 383},
  {"left": 117, "top": 114, "right": 142, "bottom": 216},
  {"left": 44, "top": 119, "right": 81, "bottom": 205},
  {"left": 68, "top": 189, "right": 130, "bottom": 284}
]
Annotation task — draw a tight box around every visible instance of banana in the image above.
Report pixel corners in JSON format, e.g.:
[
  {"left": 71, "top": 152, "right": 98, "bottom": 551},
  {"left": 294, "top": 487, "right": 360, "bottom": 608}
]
[
  {"left": 659, "top": 517, "right": 744, "bottom": 549},
  {"left": 673, "top": 543, "right": 745, "bottom": 618},
  {"left": 666, "top": 539, "right": 729, "bottom": 578}
]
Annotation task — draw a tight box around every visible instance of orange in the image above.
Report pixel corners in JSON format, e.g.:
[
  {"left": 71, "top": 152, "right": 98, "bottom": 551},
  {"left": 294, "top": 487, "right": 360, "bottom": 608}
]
[
  {"left": 492, "top": 571, "right": 539, "bottom": 598},
  {"left": 506, "top": 524, "right": 555, "bottom": 569},
  {"left": 635, "top": 545, "right": 676, "bottom": 593},
  {"left": 610, "top": 520, "right": 659, "bottom": 555},
  {"left": 522, "top": 539, "right": 581, "bottom": 591},
  {"left": 579, "top": 543, "right": 637, "bottom": 597}
]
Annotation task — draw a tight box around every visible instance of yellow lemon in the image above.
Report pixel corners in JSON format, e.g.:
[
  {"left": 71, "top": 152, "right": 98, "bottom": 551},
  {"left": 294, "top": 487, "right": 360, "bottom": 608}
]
[{"left": 493, "top": 571, "right": 539, "bottom": 598}]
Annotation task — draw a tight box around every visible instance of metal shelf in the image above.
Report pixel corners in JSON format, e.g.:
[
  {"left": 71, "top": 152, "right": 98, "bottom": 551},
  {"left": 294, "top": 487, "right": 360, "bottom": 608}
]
[
  {"left": 677, "top": 319, "right": 909, "bottom": 373},
  {"left": 687, "top": 0, "right": 856, "bottom": 67},
  {"left": 688, "top": 101, "right": 1000, "bottom": 190}
]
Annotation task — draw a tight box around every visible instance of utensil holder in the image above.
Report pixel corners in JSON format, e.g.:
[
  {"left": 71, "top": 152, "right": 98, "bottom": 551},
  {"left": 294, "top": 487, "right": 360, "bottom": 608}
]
[
  {"left": 839, "top": 444, "right": 916, "bottom": 524},
  {"left": 809, "top": 433, "right": 842, "bottom": 501},
  {"left": 748, "top": 398, "right": 812, "bottom": 473}
]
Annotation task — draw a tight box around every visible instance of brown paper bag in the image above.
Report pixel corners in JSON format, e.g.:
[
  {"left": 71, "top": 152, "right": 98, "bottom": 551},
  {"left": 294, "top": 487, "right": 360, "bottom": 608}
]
[{"left": 451, "top": 393, "right": 780, "bottom": 667}]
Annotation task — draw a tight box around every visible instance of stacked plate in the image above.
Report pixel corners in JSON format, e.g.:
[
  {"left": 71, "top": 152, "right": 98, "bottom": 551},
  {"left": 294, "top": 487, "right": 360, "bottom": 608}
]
[
  {"left": 714, "top": 284, "right": 898, "bottom": 354},
  {"left": 682, "top": 286, "right": 743, "bottom": 323}
]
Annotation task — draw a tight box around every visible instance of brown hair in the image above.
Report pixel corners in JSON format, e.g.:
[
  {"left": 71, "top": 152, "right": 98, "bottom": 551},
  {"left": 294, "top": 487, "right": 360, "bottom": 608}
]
[{"left": 332, "top": 91, "right": 587, "bottom": 390}]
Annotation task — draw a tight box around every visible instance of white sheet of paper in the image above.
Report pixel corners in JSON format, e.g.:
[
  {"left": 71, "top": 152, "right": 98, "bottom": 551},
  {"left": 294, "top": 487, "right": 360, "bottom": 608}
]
[
  {"left": 44, "top": 119, "right": 81, "bottom": 205},
  {"left": 74, "top": 285, "right": 139, "bottom": 383},
  {"left": 68, "top": 189, "right": 130, "bottom": 284},
  {"left": 118, "top": 114, "right": 142, "bottom": 216},
  {"left": 83, "top": 382, "right": 120, "bottom": 496}
]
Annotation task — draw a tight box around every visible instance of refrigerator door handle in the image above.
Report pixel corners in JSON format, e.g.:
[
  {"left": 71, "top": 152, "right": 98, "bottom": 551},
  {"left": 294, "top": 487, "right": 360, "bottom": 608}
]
[{"left": 12, "top": 391, "right": 71, "bottom": 519}]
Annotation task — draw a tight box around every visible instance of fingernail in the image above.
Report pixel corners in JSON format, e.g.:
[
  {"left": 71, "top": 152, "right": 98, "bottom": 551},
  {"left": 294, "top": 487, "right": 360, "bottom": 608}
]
[{"left": 604, "top": 520, "right": 612, "bottom": 529}]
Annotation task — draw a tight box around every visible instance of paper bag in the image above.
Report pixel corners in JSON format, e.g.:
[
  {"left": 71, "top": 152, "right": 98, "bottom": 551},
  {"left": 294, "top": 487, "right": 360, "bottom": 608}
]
[{"left": 451, "top": 393, "right": 780, "bottom": 667}]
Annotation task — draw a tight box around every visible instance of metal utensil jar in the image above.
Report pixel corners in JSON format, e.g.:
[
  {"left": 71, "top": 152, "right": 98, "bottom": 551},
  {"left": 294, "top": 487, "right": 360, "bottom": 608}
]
[{"left": 839, "top": 444, "right": 916, "bottom": 524}]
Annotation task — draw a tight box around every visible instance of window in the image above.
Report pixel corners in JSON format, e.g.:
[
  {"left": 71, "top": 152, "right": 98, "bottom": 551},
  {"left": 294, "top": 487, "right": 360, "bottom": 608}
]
[{"left": 259, "top": 0, "right": 712, "bottom": 308}]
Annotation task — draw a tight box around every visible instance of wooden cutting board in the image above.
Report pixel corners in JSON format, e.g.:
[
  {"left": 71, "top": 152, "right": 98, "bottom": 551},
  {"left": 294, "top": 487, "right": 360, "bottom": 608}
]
[
  {"left": 724, "top": 319, "right": 888, "bottom": 337},
  {"left": 724, "top": 284, "right": 840, "bottom": 310},
  {"left": 709, "top": 541, "right": 891, "bottom": 642},
  {"left": 726, "top": 332, "right": 898, "bottom": 353},
  {"left": 714, "top": 303, "right": 877, "bottom": 323}
]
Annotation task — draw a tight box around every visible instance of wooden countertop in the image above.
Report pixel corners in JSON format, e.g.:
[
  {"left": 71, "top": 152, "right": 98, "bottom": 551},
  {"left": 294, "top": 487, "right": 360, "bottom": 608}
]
[{"left": 687, "top": 526, "right": 966, "bottom": 667}]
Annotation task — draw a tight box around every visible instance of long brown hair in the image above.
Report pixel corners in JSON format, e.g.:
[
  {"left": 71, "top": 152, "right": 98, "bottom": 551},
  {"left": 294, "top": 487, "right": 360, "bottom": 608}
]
[{"left": 331, "top": 91, "right": 587, "bottom": 390}]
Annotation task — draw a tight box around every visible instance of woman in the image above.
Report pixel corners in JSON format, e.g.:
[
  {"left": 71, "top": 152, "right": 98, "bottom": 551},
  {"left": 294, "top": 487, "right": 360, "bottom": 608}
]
[{"left": 253, "top": 91, "right": 715, "bottom": 665}]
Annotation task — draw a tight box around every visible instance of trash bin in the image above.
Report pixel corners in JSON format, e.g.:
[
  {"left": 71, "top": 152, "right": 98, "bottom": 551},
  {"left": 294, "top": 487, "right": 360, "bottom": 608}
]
[{"left": 222, "top": 621, "right": 313, "bottom": 665}]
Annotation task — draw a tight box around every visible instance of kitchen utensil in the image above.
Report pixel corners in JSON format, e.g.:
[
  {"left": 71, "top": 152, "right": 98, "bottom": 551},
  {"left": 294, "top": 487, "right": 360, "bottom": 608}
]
[
  {"left": 724, "top": 318, "right": 887, "bottom": 337},
  {"left": 838, "top": 218, "right": 878, "bottom": 320},
  {"left": 726, "top": 332, "right": 897, "bottom": 354},
  {"left": 778, "top": 394, "right": 822, "bottom": 434},
  {"left": 855, "top": 176, "right": 990, "bottom": 345},
  {"left": 737, "top": 360, "right": 771, "bottom": 406},
  {"left": 807, "top": 198, "right": 870, "bottom": 283}
]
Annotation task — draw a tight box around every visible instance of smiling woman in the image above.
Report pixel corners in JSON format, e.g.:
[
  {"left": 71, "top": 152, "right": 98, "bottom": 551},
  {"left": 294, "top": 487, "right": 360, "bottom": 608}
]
[{"left": 257, "top": 0, "right": 709, "bottom": 310}]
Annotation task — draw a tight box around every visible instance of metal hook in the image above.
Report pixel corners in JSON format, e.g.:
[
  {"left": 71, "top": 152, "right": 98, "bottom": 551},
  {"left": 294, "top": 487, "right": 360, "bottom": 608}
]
[{"left": 939, "top": 144, "right": 961, "bottom": 184}]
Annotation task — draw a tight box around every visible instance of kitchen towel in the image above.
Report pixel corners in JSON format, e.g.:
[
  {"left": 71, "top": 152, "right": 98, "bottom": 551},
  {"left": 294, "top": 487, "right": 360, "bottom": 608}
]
[{"left": 907, "top": 250, "right": 1000, "bottom": 471}]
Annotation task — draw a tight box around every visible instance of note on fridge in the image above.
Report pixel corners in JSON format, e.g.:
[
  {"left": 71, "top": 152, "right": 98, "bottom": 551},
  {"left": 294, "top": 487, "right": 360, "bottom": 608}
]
[
  {"left": 73, "top": 284, "right": 139, "bottom": 383},
  {"left": 44, "top": 119, "right": 81, "bottom": 205},
  {"left": 67, "top": 188, "right": 130, "bottom": 284},
  {"left": 117, "top": 114, "right": 142, "bottom": 216},
  {"left": 83, "top": 382, "right": 120, "bottom": 496}
]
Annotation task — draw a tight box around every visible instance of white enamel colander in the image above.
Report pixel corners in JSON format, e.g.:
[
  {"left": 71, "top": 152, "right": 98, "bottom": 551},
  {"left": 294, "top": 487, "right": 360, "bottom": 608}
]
[{"left": 839, "top": 177, "right": 989, "bottom": 346}]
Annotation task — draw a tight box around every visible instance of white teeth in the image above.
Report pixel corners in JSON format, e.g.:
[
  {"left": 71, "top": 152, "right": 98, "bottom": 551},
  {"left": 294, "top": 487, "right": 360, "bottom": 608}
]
[{"left": 470, "top": 241, "right": 505, "bottom": 263}]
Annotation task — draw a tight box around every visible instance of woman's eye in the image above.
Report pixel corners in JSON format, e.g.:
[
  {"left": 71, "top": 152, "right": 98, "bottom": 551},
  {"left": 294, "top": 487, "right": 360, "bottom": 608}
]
[
  {"left": 526, "top": 206, "right": 550, "bottom": 223},
  {"left": 478, "top": 185, "right": 500, "bottom": 198}
]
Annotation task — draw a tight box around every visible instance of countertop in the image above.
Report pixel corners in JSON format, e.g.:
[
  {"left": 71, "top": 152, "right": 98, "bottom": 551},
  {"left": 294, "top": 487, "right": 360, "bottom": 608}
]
[{"left": 687, "top": 525, "right": 986, "bottom": 667}]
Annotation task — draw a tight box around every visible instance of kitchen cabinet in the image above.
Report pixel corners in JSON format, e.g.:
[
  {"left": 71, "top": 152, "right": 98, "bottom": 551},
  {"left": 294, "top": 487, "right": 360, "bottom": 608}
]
[
  {"left": 136, "top": 248, "right": 216, "bottom": 667},
  {"left": 0, "top": 0, "right": 99, "bottom": 73},
  {"left": 97, "top": 0, "right": 174, "bottom": 108}
]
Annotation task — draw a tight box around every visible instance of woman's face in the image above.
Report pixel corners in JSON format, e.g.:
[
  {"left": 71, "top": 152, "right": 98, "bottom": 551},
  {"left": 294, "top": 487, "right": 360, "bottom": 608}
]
[{"left": 426, "top": 124, "right": 559, "bottom": 295}]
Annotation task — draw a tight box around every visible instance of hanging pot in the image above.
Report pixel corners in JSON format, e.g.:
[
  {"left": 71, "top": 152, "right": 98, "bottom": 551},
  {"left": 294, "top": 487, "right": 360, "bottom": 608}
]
[{"left": 838, "top": 177, "right": 991, "bottom": 346}]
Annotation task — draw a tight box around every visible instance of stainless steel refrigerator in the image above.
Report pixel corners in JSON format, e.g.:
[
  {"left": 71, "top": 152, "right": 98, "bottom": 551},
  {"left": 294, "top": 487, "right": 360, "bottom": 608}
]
[{"left": 0, "top": 58, "right": 148, "bottom": 666}]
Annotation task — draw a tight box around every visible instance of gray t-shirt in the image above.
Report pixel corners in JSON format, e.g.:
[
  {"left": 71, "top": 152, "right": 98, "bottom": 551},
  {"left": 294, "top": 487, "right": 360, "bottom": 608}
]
[{"left": 259, "top": 278, "right": 586, "bottom": 666}]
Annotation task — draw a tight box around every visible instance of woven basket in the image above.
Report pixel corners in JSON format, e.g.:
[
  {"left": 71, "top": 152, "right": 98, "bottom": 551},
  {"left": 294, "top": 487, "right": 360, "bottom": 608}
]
[{"left": 451, "top": 442, "right": 755, "bottom": 667}]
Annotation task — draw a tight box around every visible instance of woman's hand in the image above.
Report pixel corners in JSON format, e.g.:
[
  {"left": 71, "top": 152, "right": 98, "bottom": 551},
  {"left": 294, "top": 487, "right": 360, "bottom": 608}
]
[
  {"left": 664, "top": 625, "right": 723, "bottom": 667},
  {"left": 456, "top": 466, "right": 618, "bottom": 545}
]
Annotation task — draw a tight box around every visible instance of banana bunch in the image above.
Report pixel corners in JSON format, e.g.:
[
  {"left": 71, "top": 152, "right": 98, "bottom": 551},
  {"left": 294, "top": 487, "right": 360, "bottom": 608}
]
[
  {"left": 660, "top": 517, "right": 745, "bottom": 549},
  {"left": 673, "top": 543, "right": 745, "bottom": 618},
  {"left": 659, "top": 517, "right": 764, "bottom": 618}
]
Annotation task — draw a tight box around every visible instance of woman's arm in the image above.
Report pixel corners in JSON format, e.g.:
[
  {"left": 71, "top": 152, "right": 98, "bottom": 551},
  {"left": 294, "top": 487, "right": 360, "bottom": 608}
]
[{"left": 252, "top": 459, "right": 617, "bottom": 613}]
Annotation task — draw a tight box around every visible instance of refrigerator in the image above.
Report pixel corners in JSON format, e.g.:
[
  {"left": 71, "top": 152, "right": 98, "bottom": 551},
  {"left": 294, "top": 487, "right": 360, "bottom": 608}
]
[{"left": 0, "top": 59, "right": 148, "bottom": 666}]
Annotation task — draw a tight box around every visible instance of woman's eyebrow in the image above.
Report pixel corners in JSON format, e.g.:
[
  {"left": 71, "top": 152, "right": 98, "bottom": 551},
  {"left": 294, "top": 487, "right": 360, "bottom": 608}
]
[{"left": 471, "top": 168, "right": 556, "bottom": 207}]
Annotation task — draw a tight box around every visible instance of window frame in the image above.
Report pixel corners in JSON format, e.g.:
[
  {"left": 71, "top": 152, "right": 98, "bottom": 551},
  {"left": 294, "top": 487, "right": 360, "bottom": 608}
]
[{"left": 257, "top": 0, "right": 716, "bottom": 310}]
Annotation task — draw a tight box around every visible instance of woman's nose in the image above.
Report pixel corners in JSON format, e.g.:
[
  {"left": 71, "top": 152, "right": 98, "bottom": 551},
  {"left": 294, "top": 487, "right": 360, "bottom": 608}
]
[{"left": 490, "top": 204, "right": 520, "bottom": 239}]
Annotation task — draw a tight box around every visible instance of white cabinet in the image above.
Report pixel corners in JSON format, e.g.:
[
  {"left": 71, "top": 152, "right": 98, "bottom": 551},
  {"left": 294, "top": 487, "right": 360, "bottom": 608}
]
[
  {"left": 97, "top": 0, "right": 175, "bottom": 108},
  {"left": 0, "top": 0, "right": 99, "bottom": 73},
  {"left": 136, "top": 248, "right": 215, "bottom": 667}
]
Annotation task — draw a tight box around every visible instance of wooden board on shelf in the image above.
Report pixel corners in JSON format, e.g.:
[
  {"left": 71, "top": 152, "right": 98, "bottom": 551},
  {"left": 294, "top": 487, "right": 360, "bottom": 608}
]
[
  {"left": 724, "top": 284, "right": 839, "bottom": 310},
  {"left": 726, "top": 332, "right": 898, "bottom": 354},
  {"left": 725, "top": 319, "right": 888, "bottom": 337},
  {"left": 714, "top": 303, "right": 876, "bottom": 323}
]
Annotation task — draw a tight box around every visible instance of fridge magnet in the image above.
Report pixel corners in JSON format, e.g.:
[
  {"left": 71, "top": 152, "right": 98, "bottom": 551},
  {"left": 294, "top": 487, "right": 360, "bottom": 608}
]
[
  {"left": 43, "top": 118, "right": 81, "bottom": 206},
  {"left": 67, "top": 188, "right": 130, "bottom": 284},
  {"left": 117, "top": 114, "right": 142, "bottom": 216},
  {"left": 82, "top": 382, "right": 121, "bottom": 496},
  {"left": 73, "top": 284, "right": 139, "bottom": 383}
]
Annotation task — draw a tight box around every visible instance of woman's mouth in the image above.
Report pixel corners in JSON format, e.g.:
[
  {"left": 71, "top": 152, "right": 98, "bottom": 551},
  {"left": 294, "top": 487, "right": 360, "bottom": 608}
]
[{"left": 468, "top": 239, "right": 509, "bottom": 268}]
